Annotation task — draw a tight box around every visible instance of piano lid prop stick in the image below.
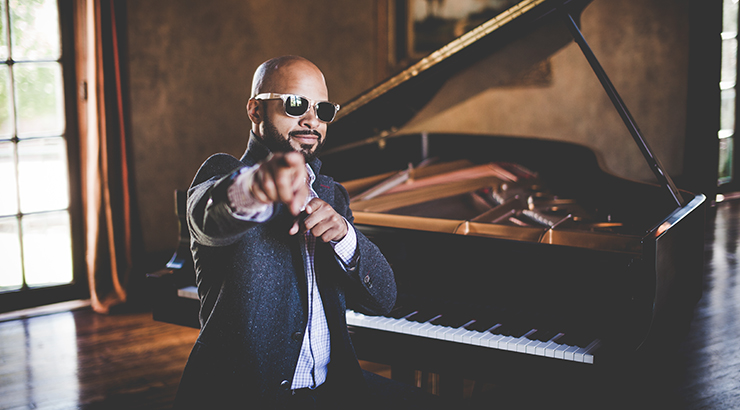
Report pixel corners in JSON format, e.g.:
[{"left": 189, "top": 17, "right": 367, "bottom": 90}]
[{"left": 562, "top": 11, "right": 684, "bottom": 208}]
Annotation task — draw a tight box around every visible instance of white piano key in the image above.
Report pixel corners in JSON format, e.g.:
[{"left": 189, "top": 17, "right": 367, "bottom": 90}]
[
  {"left": 443, "top": 327, "right": 464, "bottom": 342},
  {"left": 344, "top": 309, "right": 597, "bottom": 365},
  {"left": 573, "top": 345, "right": 591, "bottom": 362},
  {"left": 427, "top": 325, "right": 444, "bottom": 340},
  {"left": 445, "top": 327, "right": 468, "bottom": 342},
  {"left": 538, "top": 340, "right": 557, "bottom": 357},
  {"left": 345, "top": 310, "right": 364, "bottom": 326},
  {"left": 461, "top": 329, "right": 478, "bottom": 345},
  {"left": 498, "top": 335, "right": 516, "bottom": 351},
  {"left": 513, "top": 338, "right": 530, "bottom": 353},
  {"left": 389, "top": 318, "right": 407, "bottom": 331},
  {"left": 563, "top": 345, "right": 580, "bottom": 361},
  {"left": 397, "top": 319, "right": 418, "bottom": 334},
  {"left": 553, "top": 343, "right": 570, "bottom": 359},
  {"left": 414, "top": 322, "right": 437, "bottom": 337},
  {"left": 177, "top": 286, "right": 199, "bottom": 300},
  {"left": 449, "top": 327, "right": 468, "bottom": 341},
  {"left": 524, "top": 339, "right": 544, "bottom": 355},
  {"left": 438, "top": 326, "right": 456, "bottom": 341},
  {"left": 469, "top": 331, "right": 487, "bottom": 346},
  {"left": 514, "top": 329, "right": 538, "bottom": 352},
  {"left": 478, "top": 332, "right": 499, "bottom": 348},
  {"left": 368, "top": 316, "right": 396, "bottom": 330},
  {"left": 452, "top": 328, "right": 470, "bottom": 343},
  {"left": 581, "top": 339, "right": 601, "bottom": 364}
]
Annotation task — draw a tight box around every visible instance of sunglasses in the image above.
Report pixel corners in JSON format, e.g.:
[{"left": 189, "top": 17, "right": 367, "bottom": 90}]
[{"left": 253, "top": 93, "right": 340, "bottom": 123}]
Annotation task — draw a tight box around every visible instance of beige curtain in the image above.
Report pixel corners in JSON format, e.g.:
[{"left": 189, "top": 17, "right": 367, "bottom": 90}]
[{"left": 74, "top": 0, "right": 133, "bottom": 314}]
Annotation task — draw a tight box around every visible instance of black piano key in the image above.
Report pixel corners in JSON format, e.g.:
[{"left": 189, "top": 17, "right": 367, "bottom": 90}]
[
  {"left": 493, "top": 323, "right": 532, "bottom": 338},
  {"left": 429, "top": 312, "right": 471, "bottom": 328},
  {"left": 527, "top": 329, "right": 559, "bottom": 342},
  {"left": 388, "top": 306, "right": 417, "bottom": 319},
  {"left": 465, "top": 317, "right": 500, "bottom": 332},
  {"left": 553, "top": 331, "right": 594, "bottom": 348},
  {"left": 406, "top": 310, "right": 439, "bottom": 323}
]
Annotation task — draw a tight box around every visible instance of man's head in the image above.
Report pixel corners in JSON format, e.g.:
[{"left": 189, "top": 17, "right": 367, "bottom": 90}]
[{"left": 246, "top": 56, "right": 338, "bottom": 162}]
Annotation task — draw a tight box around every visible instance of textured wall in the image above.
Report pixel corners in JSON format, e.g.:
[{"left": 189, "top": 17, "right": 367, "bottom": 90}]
[
  {"left": 402, "top": 0, "right": 689, "bottom": 184},
  {"left": 126, "top": 0, "right": 690, "bottom": 254}
]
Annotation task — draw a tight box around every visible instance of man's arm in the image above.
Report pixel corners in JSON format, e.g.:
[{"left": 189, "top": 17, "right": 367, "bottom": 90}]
[
  {"left": 187, "top": 152, "right": 308, "bottom": 247},
  {"left": 323, "top": 181, "right": 397, "bottom": 316}
]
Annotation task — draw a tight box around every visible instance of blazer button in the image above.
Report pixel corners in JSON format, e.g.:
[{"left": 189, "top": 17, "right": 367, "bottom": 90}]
[
  {"left": 280, "top": 380, "right": 290, "bottom": 390},
  {"left": 292, "top": 331, "right": 303, "bottom": 341},
  {"left": 363, "top": 275, "right": 372, "bottom": 288}
]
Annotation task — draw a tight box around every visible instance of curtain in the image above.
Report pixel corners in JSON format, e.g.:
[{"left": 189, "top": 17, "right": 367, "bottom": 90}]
[{"left": 73, "top": 0, "right": 134, "bottom": 314}]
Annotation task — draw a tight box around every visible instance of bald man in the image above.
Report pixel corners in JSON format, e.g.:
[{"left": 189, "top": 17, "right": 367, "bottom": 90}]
[{"left": 173, "top": 56, "right": 445, "bottom": 409}]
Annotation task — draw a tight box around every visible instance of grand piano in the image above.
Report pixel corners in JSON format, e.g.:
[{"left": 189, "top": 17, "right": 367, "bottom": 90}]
[{"left": 149, "top": 0, "right": 705, "bottom": 398}]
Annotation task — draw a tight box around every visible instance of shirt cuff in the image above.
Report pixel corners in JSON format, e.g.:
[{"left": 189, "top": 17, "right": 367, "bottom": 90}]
[
  {"left": 227, "top": 165, "right": 273, "bottom": 222},
  {"left": 330, "top": 218, "right": 357, "bottom": 268}
]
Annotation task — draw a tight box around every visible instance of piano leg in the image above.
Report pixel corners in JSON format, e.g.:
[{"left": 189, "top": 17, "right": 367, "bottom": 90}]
[{"left": 390, "top": 365, "right": 465, "bottom": 399}]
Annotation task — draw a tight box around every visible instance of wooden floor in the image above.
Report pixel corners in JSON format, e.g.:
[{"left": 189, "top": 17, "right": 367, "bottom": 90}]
[{"left": 0, "top": 198, "right": 739, "bottom": 409}]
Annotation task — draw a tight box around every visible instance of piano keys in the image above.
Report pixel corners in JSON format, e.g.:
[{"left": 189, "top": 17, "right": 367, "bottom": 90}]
[
  {"left": 346, "top": 308, "right": 601, "bottom": 364},
  {"left": 171, "top": 284, "right": 602, "bottom": 363}
]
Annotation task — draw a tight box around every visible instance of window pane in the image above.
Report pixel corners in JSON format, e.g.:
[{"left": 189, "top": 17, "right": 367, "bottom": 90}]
[
  {"left": 0, "top": 65, "right": 13, "bottom": 137},
  {"left": 724, "top": 0, "right": 739, "bottom": 34},
  {"left": 14, "top": 62, "right": 64, "bottom": 137},
  {"left": 0, "top": 0, "right": 7, "bottom": 60},
  {"left": 721, "top": 88, "right": 736, "bottom": 132},
  {"left": 9, "top": 0, "right": 61, "bottom": 60},
  {"left": 18, "top": 137, "right": 68, "bottom": 213},
  {"left": 0, "top": 141, "right": 18, "bottom": 216},
  {"left": 22, "top": 211, "right": 72, "bottom": 287},
  {"left": 722, "top": 38, "right": 738, "bottom": 88},
  {"left": 719, "top": 136, "right": 734, "bottom": 184},
  {"left": 0, "top": 216, "right": 23, "bottom": 290}
]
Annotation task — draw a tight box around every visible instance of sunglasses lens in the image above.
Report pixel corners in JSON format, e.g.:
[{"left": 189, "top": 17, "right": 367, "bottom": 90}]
[
  {"left": 316, "top": 102, "right": 337, "bottom": 122},
  {"left": 284, "top": 95, "right": 309, "bottom": 117}
]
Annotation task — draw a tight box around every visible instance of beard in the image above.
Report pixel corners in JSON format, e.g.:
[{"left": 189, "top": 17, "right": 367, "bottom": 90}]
[{"left": 261, "top": 112, "right": 325, "bottom": 162}]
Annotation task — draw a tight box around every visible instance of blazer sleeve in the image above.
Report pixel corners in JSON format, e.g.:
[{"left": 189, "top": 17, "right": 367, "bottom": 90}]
[
  {"left": 187, "top": 153, "right": 277, "bottom": 247},
  {"left": 330, "top": 179, "right": 397, "bottom": 316}
]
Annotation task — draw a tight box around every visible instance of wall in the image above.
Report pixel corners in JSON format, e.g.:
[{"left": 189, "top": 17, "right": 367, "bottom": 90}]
[
  {"left": 126, "top": 0, "right": 690, "bottom": 254},
  {"left": 400, "top": 0, "right": 689, "bottom": 184}
]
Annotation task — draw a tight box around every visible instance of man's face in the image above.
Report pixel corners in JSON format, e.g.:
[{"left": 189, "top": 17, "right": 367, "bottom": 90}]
[
  {"left": 255, "top": 62, "right": 330, "bottom": 162},
  {"left": 261, "top": 108, "right": 325, "bottom": 162}
]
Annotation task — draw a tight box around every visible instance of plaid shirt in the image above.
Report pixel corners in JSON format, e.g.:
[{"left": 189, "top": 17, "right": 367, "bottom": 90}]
[{"left": 228, "top": 163, "right": 357, "bottom": 390}]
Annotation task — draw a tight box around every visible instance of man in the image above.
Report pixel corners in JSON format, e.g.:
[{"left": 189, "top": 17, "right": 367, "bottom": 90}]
[{"left": 173, "top": 56, "right": 444, "bottom": 409}]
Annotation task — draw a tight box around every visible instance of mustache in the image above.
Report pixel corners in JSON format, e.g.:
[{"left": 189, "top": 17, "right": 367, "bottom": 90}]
[{"left": 289, "top": 129, "right": 322, "bottom": 139}]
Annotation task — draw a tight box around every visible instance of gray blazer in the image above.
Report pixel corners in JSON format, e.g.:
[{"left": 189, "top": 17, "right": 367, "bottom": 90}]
[{"left": 173, "top": 135, "right": 397, "bottom": 408}]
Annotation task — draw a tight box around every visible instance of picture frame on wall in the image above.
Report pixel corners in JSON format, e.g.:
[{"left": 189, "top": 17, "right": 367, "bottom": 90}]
[
  {"left": 392, "top": 0, "right": 522, "bottom": 66},
  {"left": 382, "top": 0, "right": 551, "bottom": 86}
]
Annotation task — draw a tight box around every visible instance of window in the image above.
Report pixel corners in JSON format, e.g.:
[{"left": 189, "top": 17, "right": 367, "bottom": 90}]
[
  {"left": 0, "top": 0, "right": 74, "bottom": 294},
  {"left": 720, "top": 0, "right": 738, "bottom": 186}
]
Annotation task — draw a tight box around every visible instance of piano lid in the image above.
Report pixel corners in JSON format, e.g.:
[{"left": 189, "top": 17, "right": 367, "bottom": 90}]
[{"left": 322, "top": 0, "right": 684, "bottom": 208}]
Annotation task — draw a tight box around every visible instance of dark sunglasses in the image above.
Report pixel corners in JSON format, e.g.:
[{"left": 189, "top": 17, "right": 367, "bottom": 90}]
[{"left": 253, "top": 93, "right": 340, "bottom": 123}]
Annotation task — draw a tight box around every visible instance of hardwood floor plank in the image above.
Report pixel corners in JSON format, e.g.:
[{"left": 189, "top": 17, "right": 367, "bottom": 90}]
[{"left": 0, "top": 308, "right": 198, "bottom": 410}]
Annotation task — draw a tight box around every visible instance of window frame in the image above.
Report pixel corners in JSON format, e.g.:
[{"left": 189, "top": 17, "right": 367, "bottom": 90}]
[{"left": 0, "top": 0, "right": 86, "bottom": 313}]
